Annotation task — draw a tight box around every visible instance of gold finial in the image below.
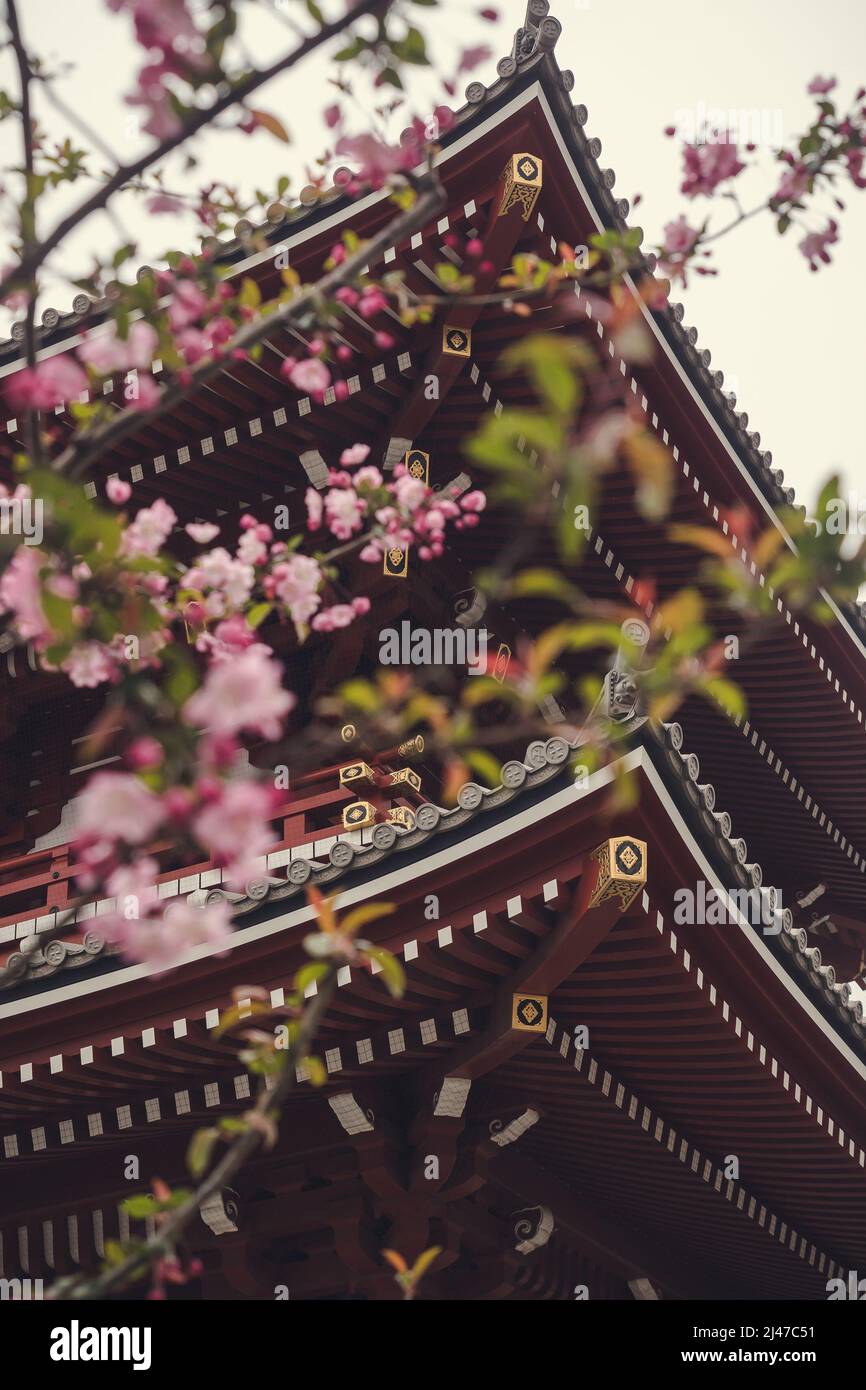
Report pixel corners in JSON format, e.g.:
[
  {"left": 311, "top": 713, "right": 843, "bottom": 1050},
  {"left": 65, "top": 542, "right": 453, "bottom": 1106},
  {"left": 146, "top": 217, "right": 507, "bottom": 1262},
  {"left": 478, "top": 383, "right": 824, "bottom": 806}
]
[
  {"left": 339, "top": 762, "right": 375, "bottom": 788},
  {"left": 498, "top": 153, "right": 543, "bottom": 222},
  {"left": 342, "top": 800, "right": 376, "bottom": 830},
  {"left": 587, "top": 837, "right": 647, "bottom": 911}
]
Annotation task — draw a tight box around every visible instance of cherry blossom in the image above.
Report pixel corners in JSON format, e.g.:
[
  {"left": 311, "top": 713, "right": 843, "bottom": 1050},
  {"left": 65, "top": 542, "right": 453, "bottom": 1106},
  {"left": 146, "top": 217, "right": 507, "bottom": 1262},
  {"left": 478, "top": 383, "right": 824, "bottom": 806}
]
[
  {"left": 121, "top": 497, "right": 178, "bottom": 558},
  {"left": 183, "top": 645, "right": 295, "bottom": 740},
  {"left": 106, "top": 478, "right": 133, "bottom": 504},
  {"left": 681, "top": 139, "right": 745, "bottom": 198},
  {"left": 192, "top": 779, "right": 279, "bottom": 889},
  {"left": 287, "top": 358, "right": 331, "bottom": 394},
  {"left": 799, "top": 219, "right": 839, "bottom": 270},
  {"left": 6, "top": 355, "right": 87, "bottom": 412},
  {"left": 76, "top": 771, "right": 164, "bottom": 845}
]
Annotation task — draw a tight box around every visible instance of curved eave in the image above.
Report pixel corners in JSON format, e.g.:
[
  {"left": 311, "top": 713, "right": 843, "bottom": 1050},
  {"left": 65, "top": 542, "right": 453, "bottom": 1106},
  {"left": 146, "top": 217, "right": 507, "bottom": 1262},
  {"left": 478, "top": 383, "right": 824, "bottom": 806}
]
[{"left": 2, "top": 737, "right": 865, "bottom": 1086}]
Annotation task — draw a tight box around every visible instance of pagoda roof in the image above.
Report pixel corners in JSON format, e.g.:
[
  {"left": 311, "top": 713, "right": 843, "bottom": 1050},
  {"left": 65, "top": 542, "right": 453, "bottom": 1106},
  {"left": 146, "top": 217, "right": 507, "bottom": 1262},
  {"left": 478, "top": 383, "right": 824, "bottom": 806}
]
[{"left": 2, "top": 746, "right": 866, "bottom": 1298}]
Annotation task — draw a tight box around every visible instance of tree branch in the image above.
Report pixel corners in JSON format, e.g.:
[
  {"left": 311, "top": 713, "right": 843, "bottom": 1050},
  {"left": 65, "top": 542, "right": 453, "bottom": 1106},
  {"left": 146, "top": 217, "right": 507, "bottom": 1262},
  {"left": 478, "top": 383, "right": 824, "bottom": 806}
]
[
  {"left": 58, "top": 962, "right": 339, "bottom": 1299},
  {"left": 6, "top": 0, "right": 42, "bottom": 467},
  {"left": 51, "top": 175, "right": 447, "bottom": 480},
  {"left": 0, "top": 0, "right": 391, "bottom": 307}
]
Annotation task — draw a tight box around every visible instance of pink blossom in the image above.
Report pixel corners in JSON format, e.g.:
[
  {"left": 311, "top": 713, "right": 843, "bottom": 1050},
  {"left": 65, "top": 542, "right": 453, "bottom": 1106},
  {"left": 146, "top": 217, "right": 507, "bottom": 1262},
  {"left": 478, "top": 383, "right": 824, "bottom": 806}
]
[
  {"left": 305, "top": 487, "right": 323, "bottom": 530},
  {"left": 807, "top": 75, "right": 837, "bottom": 95},
  {"left": 76, "top": 771, "right": 164, "bottom": 846},
  {"left": 799, "top": 219, "right": 839, "bottom": 270},
  {"left": 393, "top": 474, "right": 427, "bottom": 513},
  {"left": 147, "top": 193, "right": 184, "bottom": 214},
  {"left": 846, "top": 148, "right": 866, "bottom": 189},
  {"left": 186, "top": 521, "right": 220, "bottom": 545},
  {"left": 175, "top": 327, "right": 210, "bottom": 364},
  {"left": 324, "top": 103, "right": 342, "bottom": 129},
  {"left": 106, "top": 857, "right": 160, "bottom": 915},
  {"left": 289, "top": 358, "right": 331, "bottom": 394},
  {"left": 340, "top": 443, "right": 370, "bottom": 466},
  {"left": 458, "top": 45, "right": 491, "bottom": 73},
  {"left": 183, "top": 647, "right": 295, "bottom": 740},
  {"left": 662, "top": 216, "right": 700, "bottom": 255},
  {"left": 192, "top": 779, "right": 278, "bottom": 889},
  {"left": 354, "top": 465, "right": 383, "bottom": 489},
  {"left": 358, "top": 289, "right": 387, "bottom": 319},
  {"left": 774, "top": 164, "right": 810, "bottom": 204},
  {"left": 271, "top": 552, "right": 322, "bottom": 627},
  {"left": 324, "top": 486, "right": 365, "bottom": 540},
  {"left": 62, "top": 642, "right": 117, "bottom": 688},
  {"left": 106, "top": 478, "right": 132, "bottom": 504},
  {"left": 116, "top": 898, "right": 233, "bottom": 970},
  {"left": 6, "top": 355, "right": 87, "bottom": 412},
  {"left": 0, "top": 546, "right": 49, "bottom": 642},
  {"left": 681, "top": 139, "right": 745, "bottom": 198},
  {"left": 168, "top": 278, "right": 208, "bottom": 331},
  {"left": 78, "top": 320, "right": 158, "bottom": 376},
  {"left": 126, "top": 372, "right": 160, "bottom": 411},
  {"left": 334, "top": 133, "right": 415, "bottom": 188},
  {"left": 126, "top": 737, "right": 164, "bottom": 770},
  {"left": 185, "top": 547, "right": 254, "bottom": 611},
  {"left": 312, "top": 603, "right": 355, "bottom": 631},
  {"left": 121, "top": 497, "right": 178, "bottom": 558}
]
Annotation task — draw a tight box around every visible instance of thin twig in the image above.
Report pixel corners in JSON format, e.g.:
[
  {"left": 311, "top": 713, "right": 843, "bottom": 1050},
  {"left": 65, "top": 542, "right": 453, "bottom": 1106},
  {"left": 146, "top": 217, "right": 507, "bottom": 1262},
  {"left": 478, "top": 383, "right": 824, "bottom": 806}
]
[
  {"left": 6, "top": 0, "right": 42, "bottom": 467},
  {"left": 60, "top": 964, "right": 339, "bottom": 1299},
  {"left": 0, "top": 0, "right": 392, "bottom": 306}
]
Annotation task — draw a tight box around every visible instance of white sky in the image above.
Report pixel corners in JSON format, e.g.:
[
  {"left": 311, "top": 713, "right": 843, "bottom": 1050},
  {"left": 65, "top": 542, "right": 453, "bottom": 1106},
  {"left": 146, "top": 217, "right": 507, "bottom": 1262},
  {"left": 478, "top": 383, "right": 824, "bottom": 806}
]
[{"left": 0, "top": 0, "right": 864, "bottom": 511}]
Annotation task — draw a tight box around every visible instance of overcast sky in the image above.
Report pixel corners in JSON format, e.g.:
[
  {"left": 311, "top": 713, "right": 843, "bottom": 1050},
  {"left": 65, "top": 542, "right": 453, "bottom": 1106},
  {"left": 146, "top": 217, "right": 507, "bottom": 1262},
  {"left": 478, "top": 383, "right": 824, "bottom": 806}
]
[{"left": 0, "top": 0, "right": 863, "bottom": 513}]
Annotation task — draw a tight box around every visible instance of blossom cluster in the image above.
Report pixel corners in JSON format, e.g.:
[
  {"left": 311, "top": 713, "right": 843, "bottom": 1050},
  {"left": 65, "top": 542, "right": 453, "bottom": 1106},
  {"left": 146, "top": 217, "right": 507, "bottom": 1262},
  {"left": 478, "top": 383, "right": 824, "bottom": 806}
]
[
  {"left": 72, "top": 645, "right": 293, "bottom": 968},
  {"left": 658, "top": 74, "right": 866, "bottom": 279}
]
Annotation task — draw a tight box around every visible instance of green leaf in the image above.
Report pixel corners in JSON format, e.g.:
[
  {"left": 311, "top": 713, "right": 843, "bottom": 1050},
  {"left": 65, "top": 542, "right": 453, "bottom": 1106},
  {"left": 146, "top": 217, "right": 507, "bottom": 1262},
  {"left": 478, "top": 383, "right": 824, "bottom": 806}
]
[
  {"left": 365, "top": 947, "right": 406, "bottom": 998},
  {"left": 104, "top": 1239, "right": 128, "bottom": 1268},
  {"left": 164, "top": 649, "right": 199, "bottom": 708},
  {"left": 341, "top": 901, "right": 395, "bottom": 937},
  {"left": 121, "top": 1195, "right": 159, "bottom": 1218},
  {"left": 247, "top": 601, "right": 272, "bottom": 629},
  {"left": 294, "top": 961, "right": 330, "bottom": 993},
  {"left": 339, "top": 678, "right": 380, "bottom": 712},
  {"left": 464, "top": 747, "right": 501, "bottom": 787},
  {"left": 701, "top": 675, "right": 747, "bottom": 722},
  {"left": 187, "top": 1127, "right": 219, "bottom": 1179}
]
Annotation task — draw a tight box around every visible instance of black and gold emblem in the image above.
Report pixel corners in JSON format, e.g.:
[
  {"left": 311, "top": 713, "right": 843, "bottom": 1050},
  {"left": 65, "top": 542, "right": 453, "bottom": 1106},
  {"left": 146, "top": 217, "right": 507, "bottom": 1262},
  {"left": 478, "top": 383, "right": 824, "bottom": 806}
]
[
  {"left": 389, "top": 767, "right": 421, "bottom": 793},
  {"left": 442, "top": 325, "right": 471, "bottom": 358},
  {"left": 387, "top": 807, "right": 415, "bottom": 830},
  {"left": 383, "top": 545, "right": 409, "bottom": 578},
  {"left": 404, "top": 449, "right": 430, "bottom": 484},
  {"left": 342, "top": 800, "right": 376, "bottom": 830},
  {"left": 499, "top": 152, "right": 543, "bottom": 222},
  {"left": 587, "top": 836, "right": 647, "bottom": 911},
  {"left": 512, "top": 993, "right": 548, "bottom": 1033},
  {"left": 339, "top": 762, "right": 374, "bottom": 788}
]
